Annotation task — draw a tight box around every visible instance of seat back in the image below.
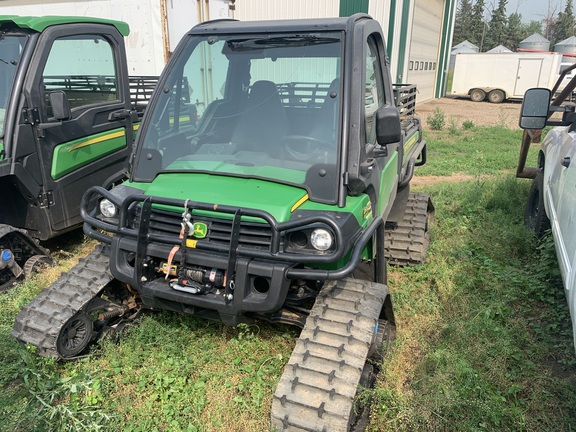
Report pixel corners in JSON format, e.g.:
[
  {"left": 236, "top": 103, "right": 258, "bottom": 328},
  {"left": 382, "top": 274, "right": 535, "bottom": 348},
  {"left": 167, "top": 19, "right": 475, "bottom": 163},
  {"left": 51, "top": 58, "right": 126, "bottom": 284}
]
[{"left": 231, "top": 80, "right": 288, "bottom": 152}]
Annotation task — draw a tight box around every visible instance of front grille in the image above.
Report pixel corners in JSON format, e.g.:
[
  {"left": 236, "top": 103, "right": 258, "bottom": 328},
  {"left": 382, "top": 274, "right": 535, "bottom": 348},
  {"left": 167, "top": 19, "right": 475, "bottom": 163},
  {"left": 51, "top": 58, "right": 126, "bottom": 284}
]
[{"left": 134, "top": 207, "right": 274, "bottom": 251}]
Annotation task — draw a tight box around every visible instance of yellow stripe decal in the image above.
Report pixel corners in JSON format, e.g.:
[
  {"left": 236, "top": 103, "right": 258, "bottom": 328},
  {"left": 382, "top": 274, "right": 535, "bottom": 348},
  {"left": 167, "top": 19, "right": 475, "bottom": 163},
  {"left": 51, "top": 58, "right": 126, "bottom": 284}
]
[
  {"left": 291, "top": 194, "right": 309, "bottom": 212},
  {"left": 404, "top": 133, "right": 418, "bottom": 153},
  {"left": 68, "top": 130, "right": 125, "bottom": 152}
]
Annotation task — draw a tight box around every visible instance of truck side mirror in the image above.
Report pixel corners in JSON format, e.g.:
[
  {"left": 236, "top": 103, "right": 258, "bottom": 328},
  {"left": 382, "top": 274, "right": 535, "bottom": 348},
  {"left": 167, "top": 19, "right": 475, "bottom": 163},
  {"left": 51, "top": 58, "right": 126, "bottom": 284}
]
[
  {"left": 49, "top": 90, "right": 71, "bottom": 121},
  {"left": 519, "top": 88, "right": 550, "bottom": 130},
  {"left": 375, "top": 105, "right": 402, "bottom": 146}
]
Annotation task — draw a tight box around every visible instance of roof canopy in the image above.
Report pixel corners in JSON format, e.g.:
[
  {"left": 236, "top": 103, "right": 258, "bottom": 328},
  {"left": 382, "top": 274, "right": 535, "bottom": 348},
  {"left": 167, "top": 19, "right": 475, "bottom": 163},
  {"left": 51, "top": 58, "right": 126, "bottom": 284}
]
[{"left": 0, "top": 15, "right": 130, "bottom": 36}]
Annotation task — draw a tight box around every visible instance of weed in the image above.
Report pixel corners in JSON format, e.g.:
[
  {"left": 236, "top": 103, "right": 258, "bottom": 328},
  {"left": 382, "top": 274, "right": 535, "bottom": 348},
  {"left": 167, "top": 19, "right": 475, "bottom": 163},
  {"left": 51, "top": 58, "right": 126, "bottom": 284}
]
[
  {"left": 447, "top": 117, "right": 460, "bottom": 135},
  {"left": 498, "top": 106, "right": 510, "bottom": 129},
  {"left": 426, "top": 107, "right": 446, "bottom": 130},
  {"left": 462, "top": 119, "right": 475, "bottom": 130}
]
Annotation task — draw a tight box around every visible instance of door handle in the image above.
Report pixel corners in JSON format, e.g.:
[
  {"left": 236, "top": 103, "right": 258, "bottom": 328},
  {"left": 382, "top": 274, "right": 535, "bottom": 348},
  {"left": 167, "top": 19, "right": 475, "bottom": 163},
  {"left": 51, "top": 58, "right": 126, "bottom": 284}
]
[
  {"left": 108, "top": 109, "right": 132, "bottom": 121},
  {"left": 561, "top": 156, "right": 571, "bottom": 168}
]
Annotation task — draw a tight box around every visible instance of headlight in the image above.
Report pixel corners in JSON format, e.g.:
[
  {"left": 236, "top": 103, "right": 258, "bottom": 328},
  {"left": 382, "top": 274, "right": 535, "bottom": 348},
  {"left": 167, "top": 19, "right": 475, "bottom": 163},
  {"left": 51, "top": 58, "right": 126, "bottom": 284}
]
[
  {"left": 99, "top": 199, "right": 117, "bottom": 218},
  {"left": 310, "top": 228, "right": 333, "bottom": 251}
]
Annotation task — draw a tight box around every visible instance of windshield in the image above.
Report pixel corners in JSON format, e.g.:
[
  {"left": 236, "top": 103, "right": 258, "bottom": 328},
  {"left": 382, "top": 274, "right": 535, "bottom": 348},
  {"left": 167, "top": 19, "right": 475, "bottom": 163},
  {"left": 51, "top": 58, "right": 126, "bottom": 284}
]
[
  {"left": 0, "top": 34, "right": 26, "bottom": 139},
  {"left": 134, "top": 32, "right": 343, "bottom": 203}
]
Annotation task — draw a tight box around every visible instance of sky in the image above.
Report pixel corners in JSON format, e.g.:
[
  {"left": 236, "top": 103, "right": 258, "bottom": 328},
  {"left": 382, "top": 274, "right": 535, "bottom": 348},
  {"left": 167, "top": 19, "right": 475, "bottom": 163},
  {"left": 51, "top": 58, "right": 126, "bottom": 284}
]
[{"left": 513, "top": 0, "right": 571, "bottom": 22}]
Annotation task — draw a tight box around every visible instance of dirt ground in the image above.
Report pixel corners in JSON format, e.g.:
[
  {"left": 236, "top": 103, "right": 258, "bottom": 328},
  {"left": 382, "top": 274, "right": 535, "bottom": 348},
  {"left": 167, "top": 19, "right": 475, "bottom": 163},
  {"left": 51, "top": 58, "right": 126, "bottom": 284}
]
[{"left": 416, "top": 97, "right": 522, "bottom": 129}]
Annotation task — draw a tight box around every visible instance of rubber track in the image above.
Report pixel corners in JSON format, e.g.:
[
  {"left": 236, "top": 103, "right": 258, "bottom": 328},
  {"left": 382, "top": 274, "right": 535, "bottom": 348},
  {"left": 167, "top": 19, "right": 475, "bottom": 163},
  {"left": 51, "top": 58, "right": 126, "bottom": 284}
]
[
  {"left": 12, "top": 243, "right": 112, "bottom": 359},
  {"left": 385, "top": 192, "right": 434, "bottom": 266},
  {"left": 271, "top": 278, "right": 387, "bottom": 432}
]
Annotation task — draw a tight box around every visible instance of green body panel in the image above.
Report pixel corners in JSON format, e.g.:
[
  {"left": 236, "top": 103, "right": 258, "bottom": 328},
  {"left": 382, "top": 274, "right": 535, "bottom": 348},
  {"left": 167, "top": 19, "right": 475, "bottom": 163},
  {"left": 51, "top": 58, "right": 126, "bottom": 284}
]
[
  {"left": 378, "top": 151, "right": 399, "bottom": 216},
  {"left": 132, "top": 174, "right": 310, "bottom": 223},
  {"left": 298, "top": 194, "right": 372, "bottom": 227},
  {"left": 0, "top": 15, "right": 130, "bottom": 36},
  {"left": 51, "top": 128, "right": 127, "bottom": 179},
  {"left": 130, "top": 173, "right": 373, "bottom": 226}
]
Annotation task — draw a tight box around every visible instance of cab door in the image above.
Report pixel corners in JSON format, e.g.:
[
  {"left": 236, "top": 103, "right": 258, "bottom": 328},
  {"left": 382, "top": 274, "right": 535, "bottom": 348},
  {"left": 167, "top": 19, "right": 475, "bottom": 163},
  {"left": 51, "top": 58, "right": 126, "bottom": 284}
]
[
  {"left": 25, "top": 24, "right": 133, "bottom": 236},
  {"left": 551, "top": 130, "right": 576, "bottom": 334}
]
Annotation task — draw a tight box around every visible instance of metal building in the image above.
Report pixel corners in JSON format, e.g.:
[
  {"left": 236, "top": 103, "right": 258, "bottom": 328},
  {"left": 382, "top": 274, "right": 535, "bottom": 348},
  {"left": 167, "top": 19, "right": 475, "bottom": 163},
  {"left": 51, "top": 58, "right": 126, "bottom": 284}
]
[
  {"left": 233, "top": 0, "right": 457, "bottom": 102},
  {"left": 0, "top": 0, "right": 456, "bottom": 101}
]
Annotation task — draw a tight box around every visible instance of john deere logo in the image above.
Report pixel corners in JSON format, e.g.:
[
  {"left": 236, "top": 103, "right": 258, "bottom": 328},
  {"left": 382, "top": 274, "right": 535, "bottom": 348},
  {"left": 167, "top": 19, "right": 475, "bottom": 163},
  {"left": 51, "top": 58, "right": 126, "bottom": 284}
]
[{"left": 192, "top": 222, "right": 208, "bottom": 239}]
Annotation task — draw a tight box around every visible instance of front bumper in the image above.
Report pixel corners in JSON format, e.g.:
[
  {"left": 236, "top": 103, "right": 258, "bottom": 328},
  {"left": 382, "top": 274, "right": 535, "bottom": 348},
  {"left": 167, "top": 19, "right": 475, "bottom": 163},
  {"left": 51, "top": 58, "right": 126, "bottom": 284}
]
[{"left": 82, "top": 186, "right": 382, "bottom": 322}]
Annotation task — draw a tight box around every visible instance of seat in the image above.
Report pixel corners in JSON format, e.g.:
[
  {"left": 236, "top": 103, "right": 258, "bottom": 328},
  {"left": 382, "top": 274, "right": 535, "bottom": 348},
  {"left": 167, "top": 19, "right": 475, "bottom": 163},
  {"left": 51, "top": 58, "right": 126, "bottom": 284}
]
[
  {"left": 309, "top": 78, "right": 340, "bottom": 143},
  {"left": 231, "top": 80, "right": 288, "bottom": 153}
]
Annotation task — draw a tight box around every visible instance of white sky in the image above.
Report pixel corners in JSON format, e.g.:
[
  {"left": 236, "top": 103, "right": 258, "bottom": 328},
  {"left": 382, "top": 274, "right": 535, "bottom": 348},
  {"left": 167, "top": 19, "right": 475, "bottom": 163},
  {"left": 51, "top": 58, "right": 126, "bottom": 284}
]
[{"left": 513, "top": 0, "right": 571, "bottom": 22}]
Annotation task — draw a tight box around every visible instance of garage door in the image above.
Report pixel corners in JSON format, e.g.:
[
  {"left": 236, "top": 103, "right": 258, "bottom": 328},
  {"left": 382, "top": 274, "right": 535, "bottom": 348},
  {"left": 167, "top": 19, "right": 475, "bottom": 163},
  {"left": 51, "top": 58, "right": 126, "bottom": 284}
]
[{"left": 406, "top": 0, "right": 443, "bottom": 102}]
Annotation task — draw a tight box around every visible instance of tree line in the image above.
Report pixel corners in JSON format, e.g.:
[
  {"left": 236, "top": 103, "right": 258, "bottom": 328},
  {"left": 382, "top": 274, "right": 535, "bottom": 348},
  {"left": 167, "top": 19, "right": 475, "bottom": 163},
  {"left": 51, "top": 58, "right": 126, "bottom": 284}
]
[{"left": 453, "top": 0, "right": 576, "bottom": 52}]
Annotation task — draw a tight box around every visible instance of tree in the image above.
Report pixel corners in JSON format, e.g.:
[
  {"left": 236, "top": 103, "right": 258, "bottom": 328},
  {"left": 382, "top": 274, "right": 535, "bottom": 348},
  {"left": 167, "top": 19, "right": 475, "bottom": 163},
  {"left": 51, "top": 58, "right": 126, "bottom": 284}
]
[
  {"left": 554, "top": 0, "right": 575, "bottom": 44},
  {"left": 503, "top": 12, "right": 524, "bottom": 50},
  {"left": 542, "top": 0, "right": 559, "bottom": 42},
  {"left": 469, "top": 0, "right": 487, "bottom": 48},
  {"left": 523, "top": 20, "right": 543, "bottom": 36},
  {"left": 484, "top": 0, "right": 508, "bottom": 51},
  {"left": 453, "top": 0, "right": 475, "bottom": 45}
]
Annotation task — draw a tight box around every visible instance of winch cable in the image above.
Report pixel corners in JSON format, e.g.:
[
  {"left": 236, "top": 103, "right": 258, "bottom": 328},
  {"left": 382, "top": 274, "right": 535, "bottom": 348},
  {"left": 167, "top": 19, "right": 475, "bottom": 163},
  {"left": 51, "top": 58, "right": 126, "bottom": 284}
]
[{"left": 165, "top": 199, "right": 191, "bottom": 280}]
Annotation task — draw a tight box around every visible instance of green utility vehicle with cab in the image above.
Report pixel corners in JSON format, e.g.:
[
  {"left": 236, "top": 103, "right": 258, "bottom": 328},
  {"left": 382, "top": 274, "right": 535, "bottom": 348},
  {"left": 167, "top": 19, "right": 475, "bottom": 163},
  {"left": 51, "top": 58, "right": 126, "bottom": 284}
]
[
  {"left": 0, "top": 15, "right": 156, "bottom": 288},
  {"left": 14, "top": 14, "right": 432, "bottom": 431}
]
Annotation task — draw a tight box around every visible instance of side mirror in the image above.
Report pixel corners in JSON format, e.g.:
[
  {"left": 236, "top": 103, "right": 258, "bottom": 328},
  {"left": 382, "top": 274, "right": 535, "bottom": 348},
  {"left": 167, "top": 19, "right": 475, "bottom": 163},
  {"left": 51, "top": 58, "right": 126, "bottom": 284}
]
[
  {"left": 375, "top": 105, "right": 402, "bottom": 146},
  {"left": 49, "top": 90, "right": 71, "bottom": 121},
  {"left": 519, "top": 88, "right": 551, "bottom": 130}
]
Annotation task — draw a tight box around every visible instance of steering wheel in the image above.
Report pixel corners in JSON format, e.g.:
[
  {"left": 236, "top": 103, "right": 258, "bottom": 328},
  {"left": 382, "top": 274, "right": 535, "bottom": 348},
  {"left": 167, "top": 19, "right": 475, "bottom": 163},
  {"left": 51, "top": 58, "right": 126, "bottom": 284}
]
[{"left": 282, "top": 135, "right": 333, "bottom": 162}]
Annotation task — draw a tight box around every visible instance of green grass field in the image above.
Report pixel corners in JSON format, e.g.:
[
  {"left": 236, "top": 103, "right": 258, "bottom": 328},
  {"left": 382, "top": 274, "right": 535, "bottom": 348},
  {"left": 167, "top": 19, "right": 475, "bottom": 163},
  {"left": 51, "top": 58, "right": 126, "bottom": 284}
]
[{"left": 1, "top": 122, "right": 575, "bottom": 431}]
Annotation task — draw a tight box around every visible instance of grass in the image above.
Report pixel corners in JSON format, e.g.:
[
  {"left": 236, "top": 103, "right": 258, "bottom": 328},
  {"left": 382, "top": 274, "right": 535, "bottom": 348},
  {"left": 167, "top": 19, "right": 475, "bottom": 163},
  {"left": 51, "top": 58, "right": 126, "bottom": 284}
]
[{"left": 1, "top": 124, "right": 575, "bottom": 431}]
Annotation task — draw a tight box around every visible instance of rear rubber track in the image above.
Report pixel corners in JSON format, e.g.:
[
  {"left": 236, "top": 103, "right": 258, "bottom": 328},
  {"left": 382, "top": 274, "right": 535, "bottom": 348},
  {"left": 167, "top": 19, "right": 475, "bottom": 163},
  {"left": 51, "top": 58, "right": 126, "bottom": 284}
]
[
  {"left": 385, "top": 192, "right": 434, "bottom": 266},
  {"left": 12, "top": 243, "right": 113, "bottom": 359},
  {"left": 271, "top": 278, "right": 388, "bottom": 431}
]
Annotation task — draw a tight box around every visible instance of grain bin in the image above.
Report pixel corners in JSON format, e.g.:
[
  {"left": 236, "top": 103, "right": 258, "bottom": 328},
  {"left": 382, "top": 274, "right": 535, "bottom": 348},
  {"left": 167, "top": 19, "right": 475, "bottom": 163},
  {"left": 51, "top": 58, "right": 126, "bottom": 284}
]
[
  {"left": 518, "top": 34, "right": 550, "bottom": 52},
  {"left": 555, "top": 36, "right": 576, "bottom": 55}
]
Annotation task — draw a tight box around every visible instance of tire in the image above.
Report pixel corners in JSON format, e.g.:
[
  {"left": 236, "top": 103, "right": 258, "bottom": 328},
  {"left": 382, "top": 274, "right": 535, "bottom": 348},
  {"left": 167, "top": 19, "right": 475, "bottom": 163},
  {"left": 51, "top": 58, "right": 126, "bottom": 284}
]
[
  {"left": 524, "top": 172, "right": 550, "bottom": 238},
  {"left": 470, "top": 88, "right": 486, "bottom": 102},
  {"left": 488, "top": 89, "right": 505, "bottom": 104},
  {"left": 56, "top": 312, "right": 93, "bottom": 358}
]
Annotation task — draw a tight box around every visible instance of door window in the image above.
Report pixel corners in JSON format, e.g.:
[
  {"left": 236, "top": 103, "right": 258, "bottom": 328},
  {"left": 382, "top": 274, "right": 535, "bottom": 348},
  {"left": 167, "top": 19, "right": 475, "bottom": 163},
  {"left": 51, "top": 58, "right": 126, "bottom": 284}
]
[
  {"left": 42, "top": 35, "right": 117, "bottom": 116},
  {"left": 364, "top": 37, "right": 385, "bottom": 142}
]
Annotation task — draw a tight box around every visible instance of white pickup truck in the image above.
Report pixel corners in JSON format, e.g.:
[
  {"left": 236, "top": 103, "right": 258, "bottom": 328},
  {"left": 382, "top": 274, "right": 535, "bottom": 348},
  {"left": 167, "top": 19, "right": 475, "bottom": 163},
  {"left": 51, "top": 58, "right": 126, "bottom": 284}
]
[{"left": 519, "top": 84, "right": 576, "bottom": 350}]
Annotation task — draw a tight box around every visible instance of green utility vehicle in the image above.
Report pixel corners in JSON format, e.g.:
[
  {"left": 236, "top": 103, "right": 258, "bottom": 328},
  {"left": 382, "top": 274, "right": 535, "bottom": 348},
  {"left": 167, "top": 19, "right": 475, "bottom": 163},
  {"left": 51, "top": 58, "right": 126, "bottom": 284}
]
[
  {"left": 14, "top": 14, "right": 432, "bottom": 430},
  {"left": 0, "top": 16, "right": 157, "bottom": 288}
]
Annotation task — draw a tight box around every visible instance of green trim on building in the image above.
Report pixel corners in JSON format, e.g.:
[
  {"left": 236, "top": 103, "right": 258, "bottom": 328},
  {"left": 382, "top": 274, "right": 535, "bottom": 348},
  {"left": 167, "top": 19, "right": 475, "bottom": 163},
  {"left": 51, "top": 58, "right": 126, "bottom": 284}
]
[
  {"left": 0, "top": 15, "right": 130, "bottom": 36},
  {"left": 435, "top": 0, "right": 456, "bottom": 97},
  {"left": 395, "top": 0, "right": 411, "bottom": 83},
  {"left": 386, "top": 0, "right": 397, "bottom": 60},
  {"left": 339, "top": 0, "right": 369, "bottom": 16}
]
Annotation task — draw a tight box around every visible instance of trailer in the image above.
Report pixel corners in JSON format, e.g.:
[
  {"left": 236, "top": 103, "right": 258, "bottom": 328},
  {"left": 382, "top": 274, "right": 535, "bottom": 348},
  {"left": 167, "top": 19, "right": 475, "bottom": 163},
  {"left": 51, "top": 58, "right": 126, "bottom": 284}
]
[{"left": 449, "top": 52, "right": 563, "bottom": 103}]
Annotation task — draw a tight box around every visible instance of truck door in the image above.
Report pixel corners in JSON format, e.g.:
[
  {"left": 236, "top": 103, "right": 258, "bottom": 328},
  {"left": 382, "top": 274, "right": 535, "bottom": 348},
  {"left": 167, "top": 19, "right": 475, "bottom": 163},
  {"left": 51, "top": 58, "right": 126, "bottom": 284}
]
[
  {"left": 553, "top": 131, "right": 576, "bottom": 322},
  {"left": 25, "top": 24, "right": 133, "bottom": 235}
]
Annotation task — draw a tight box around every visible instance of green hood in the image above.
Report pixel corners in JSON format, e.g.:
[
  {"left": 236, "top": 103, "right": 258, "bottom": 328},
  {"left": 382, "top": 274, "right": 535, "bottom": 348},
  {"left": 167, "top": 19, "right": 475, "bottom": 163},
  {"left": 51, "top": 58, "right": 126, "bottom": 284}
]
[{"left": 135, "top": 173, "right": 309, "bottom": 223}]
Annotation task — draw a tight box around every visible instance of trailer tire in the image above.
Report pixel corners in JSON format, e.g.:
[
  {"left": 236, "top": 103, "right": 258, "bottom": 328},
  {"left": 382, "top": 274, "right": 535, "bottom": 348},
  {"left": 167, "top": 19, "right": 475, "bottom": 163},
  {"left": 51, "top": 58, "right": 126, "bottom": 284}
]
[
  {"left": 524, "top": 172, "right": 550, "bottom": 238},
  {"left": 470, "top": 88, "right": 486, "bottom": 102},
  {"left": 488, "top": 89, "right": 505, "bottom": 103}
]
